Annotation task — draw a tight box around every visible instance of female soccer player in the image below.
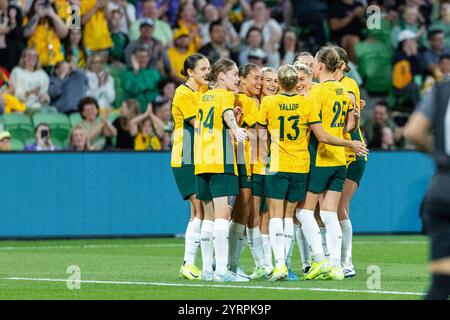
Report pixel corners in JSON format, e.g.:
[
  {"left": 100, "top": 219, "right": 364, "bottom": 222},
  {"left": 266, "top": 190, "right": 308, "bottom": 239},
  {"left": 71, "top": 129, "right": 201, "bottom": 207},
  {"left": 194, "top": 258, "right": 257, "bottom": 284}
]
[
  {"left": 194, "top": 58, "right": 249, "bottom": 282},
  {"left": 229, "top": 63, "right": 263, "bottom": 278},
  {"left": 171, "top": 54, "right": 211, "bottom": 280},
  {"left": 254, "top": 67, "right": 278, "bottom": 278},
  {"left": 296, "top": 46, "right": 368, "bottom": 281},
  {"left": 334, "top": 47, "right": 368, "bottom": 278}
]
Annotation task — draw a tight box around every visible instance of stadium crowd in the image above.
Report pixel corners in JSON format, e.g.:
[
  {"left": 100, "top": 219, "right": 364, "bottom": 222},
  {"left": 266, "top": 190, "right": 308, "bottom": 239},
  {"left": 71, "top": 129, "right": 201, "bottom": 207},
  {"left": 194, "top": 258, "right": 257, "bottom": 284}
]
[{"left": 0, "top": 0, "right": 449, "bottom": 151}]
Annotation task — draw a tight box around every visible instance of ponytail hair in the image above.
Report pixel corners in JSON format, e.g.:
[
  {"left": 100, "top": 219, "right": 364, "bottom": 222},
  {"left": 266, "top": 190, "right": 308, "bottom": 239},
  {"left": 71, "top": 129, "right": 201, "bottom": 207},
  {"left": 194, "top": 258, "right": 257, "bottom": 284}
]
[
  {"left": 206, "top": 58, "right": 237, "bottom": 82},
  {"left": 278, "top": 65, "right": 299, "bottom": 91},
  {"left": 181, "top": 54, "right": 207, "bottom": 77},
  {"left": 315, "top": 46, "right": 344, "bottom": 73},
  {"left": 333, "top": 46, "right": 351, "bottom": 73},
  {"left": 239, "top": 63, "right": 260, "bottom": 78}
]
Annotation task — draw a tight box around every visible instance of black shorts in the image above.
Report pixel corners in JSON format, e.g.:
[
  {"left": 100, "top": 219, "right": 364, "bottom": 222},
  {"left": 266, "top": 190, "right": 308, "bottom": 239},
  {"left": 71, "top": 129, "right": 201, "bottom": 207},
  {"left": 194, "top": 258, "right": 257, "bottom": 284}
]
[{"left": 421, "top": 173, "right": 450, "bottom": 261}]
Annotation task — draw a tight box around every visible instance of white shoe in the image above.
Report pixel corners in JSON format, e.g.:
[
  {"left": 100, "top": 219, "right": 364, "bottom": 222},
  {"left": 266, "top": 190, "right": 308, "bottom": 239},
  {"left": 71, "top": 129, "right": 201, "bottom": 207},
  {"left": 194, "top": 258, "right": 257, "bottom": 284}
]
[
  {"left": 201, "top": 270, "right": 214, "bottom": 281},
  {"left": 343, "top": 266, "right": 356, "bottom": 278},
  {"left": 236, "top": 266, "right": 251, "bottom": 279},
  {"left": 213, "top": 270, "right": 250, "bottom": 282}
]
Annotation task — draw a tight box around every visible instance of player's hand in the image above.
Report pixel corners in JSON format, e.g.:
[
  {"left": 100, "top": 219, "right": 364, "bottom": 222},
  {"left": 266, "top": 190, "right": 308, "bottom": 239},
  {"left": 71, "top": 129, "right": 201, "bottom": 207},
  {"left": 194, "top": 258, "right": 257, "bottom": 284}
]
[
  {"left": 233, "top": 106, "right": 243, "bottom": 125},
  {"left": 233, "top": 127, "right": 247, "bottom": 142},
  {"left": 350, "top": 140, "right": 368, "bottom": 157}
]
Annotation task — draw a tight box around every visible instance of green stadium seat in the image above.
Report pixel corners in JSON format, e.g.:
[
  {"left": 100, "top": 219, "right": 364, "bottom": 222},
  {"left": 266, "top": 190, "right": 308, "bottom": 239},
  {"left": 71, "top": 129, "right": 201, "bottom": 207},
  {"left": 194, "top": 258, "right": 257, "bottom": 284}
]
[
  {"left": 10, "top": 137, "right": 25, "bottom": 151},
  {"left": 2, "top": 113, "right": 34, "bottom": 142},
  {"left": 70, "top": 112, "right": 83, "bottom": 127},
  {"left": 32, "top": 113, "right": 72, "bottom": 145}
]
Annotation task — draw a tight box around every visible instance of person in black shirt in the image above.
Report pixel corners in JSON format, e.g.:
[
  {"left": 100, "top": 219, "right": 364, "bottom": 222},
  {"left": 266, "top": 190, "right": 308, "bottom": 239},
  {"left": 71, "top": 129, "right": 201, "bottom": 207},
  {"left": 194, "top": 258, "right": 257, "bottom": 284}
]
[
  {"left": 113, "top": 99, "right": 141, "bottom": 149},
  {"left": 199, "top": 20, "right": 237, "bottom": 65},
  {"left": 404, "top": 79, "right": 450, "bottom": 300},
  {"left": 0, "top": 0, "right": 23, "bottom": 72}
]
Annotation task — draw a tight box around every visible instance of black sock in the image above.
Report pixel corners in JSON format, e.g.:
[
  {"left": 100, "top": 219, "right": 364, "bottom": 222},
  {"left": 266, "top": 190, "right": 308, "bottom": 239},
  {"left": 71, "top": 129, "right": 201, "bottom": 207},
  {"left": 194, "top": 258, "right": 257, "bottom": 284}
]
[{"left": 425, "top": 274, "right": 450, "bottom": 300}]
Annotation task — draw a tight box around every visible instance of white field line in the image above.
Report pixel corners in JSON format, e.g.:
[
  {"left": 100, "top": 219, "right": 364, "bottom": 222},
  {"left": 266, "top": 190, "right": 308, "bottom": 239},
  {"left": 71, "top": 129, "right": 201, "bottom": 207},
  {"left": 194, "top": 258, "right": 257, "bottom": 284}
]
[
  {"left": 0, "top": 240, "right": 427, "bottom": 251},
  {"left": 0, "top": 277, "right": 425, "bottom": 296}
]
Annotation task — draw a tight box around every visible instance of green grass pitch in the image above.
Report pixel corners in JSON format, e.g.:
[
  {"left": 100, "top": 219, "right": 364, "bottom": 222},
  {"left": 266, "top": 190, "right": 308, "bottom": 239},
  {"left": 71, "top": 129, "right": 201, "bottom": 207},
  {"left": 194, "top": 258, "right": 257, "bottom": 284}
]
[{"left": 0, "top": 235, "right": 430, "bottom": 300}]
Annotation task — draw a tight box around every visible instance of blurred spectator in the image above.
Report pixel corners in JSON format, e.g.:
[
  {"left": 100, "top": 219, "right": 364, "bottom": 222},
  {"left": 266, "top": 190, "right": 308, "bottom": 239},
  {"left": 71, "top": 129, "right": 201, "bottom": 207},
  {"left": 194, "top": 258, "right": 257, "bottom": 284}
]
[
  {"left": 108, "top": 0, "right": 136, "bottom": 34},
  {"left": 125, "top": 18, "right": 170, "bottom": 77},
  {"left": 121, "top": 46, "right": 161, "bottom": 112},
  {"left": 25, "top": 123, "right": 59, "bottom": 151},
  {"left": 130, "top": 102, "right": 163, "bottom": 151},
  {"left": 0, "top": 130, "right": 11, "bottom": 151},
  {"left": 86, "top": 54, "right": 115, "bottom": 110},
  {"left": 0, "top": 0, "right": 23, "bottom": 72},
  {"left": 155, "top": 78, "right": 176, "bottom": 103},
  {"left": 23, "top": 0, "right": 68, "bottom": 68},
  {"left": 67, "top": 124, "right": 93, "bottom": 151},
  {"left": 294, "top": 51, "right": 315, "bottom": 70},
  {"left": 168, "top": 29, "right": 195, "bottom": 83},
  {"left": 130, "top": 0, "right": 173, "bottom": 47},
  {"left": 113, "top": 98, "right": 141, "bottom": 149},
  {"left": 200, "top": 3, "right": 239, "bottom": 47},
  {"left": 78, "top": 97, "right": 117, "bottom": 150},
  {"left": 392, "top": 30, "right": 423, "bottom": 113},
  {"left": 9, "top": 48, "right": 50, "bottom": 111},
  {"left": 420, "top": 29, "right": 450, "bottom": 79},
  {"left": 422, "top": 54, "right": 450, "bottom": 94},
  {"left": 390, "top": 5, "right": 427, "bottom": 49},
  {"left": 175, "top": 1, "right": 202, "bottom": 53},
  {"left": 109, "top": 9, "right": 129, "bottom": 63},
  {"left": 328, "top": 0, "right": 366, "bottom": 62},
  {"left": 199, "top": 20, "right": 238, "bottom": 65},
  {"left": 63, "top": 28, "right": 87, "bottom": 68},
  {"left": 363, "top": 101, "right": 399, "bottom": 148},
  {"left": 247, "top": 47, "right": 267, "bottom": 68},
  {"left": 279, "top": 28, "right": 297, "bottom": 65},
  {"left": 238, "top": 26, "right": 264, "bottom": 66},
  {"left": 430, "top": 2, "right": 450, "bottom": 49},
  {"left": 81, "top": 0, "right": 113, "bottom": 53},
  {"left": 49, "top": 60, "right": 88, "bottom": 115},
  {"left": 239, "top": 0, "right": 282, "bottom": 53},
  {"left": 153, "top": 98, "right": 172, "bottom": 150}
]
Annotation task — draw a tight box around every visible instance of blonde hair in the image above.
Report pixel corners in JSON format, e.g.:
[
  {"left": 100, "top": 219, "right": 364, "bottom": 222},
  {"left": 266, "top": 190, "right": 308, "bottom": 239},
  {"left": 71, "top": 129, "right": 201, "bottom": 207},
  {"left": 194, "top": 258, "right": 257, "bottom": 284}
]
[
  {"left": 19, "top": 48, "right": 41, "bottom": 71},
  {"left": 316, "top": 46, "right": 344, "bottom": 73},
  {"left": 70, "top": 124, "right": 92, "bottom": 150},
  {"left": 293, "top": 61, "right": 312, "bottom": 76},
  {"left": 261, "top": 67, "right": 276, "bottom": 77},
  {"left": 278, "top": 65, "right": 298, "bottom": 91}
]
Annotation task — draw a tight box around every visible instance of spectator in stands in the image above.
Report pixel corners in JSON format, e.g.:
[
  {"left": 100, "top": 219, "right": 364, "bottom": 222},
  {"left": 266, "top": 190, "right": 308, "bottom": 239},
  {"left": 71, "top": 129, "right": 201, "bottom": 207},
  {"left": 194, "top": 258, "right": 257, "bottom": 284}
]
[
  {"left": 121, "top": 46, "right": 161, "bottom": 112},
  {"left": 109, "top": 9, "right": 129, "bottom": 64},
  {"left": 420, "top": 29, "right": 450, "bottom": 79},
  {"left": 155, "top": 78, "right": 176, "bottom": 103},
  {"left": 25, "top": 123, "right": 59, "bottom": 151},
  {"left": 392, "top": 29, "right": 423, "bottom": 113},
  {"left": 0, "top": 0, "right": 23, "bottom": 72},
  {"left": 125, "top": 18, "right": 170, "bottom": 77},
  {"left": 49, "top": 60, "right": 88, "bottom": 115},
  {"left": 86, "top": 54, "right": 115, "bottom": 110},
  {"left": 63, "top": 28, "right": 87, "bottom": 69},
  {"left": 130, "top": 0, "right": 173, "bottom": 47},
  {"left": 430, "top": 2, "right": 450, "bottom": 49},
  {"left": 113, "top": 98, "right": 141, "bottom": 150},
  {"left": 67, "top": 124, "right": 93, "bottom": 151},
  {"left": 175, "top": 1, "right": 202, "bottom": 53},
  {"left": 390, "top": 5, "right": 427, "bottom": 49},
  {"left": 23, "top": 0, "right": 68, "bottom": 69},
  {"left": 108, "top": 0, "right": 136, "bottom": 34},
  {"left": 239, "top": 0, "right": 282, "bottom": 54},
  {"left": 9, "top": 48, "right": 50, "bottom": 111},
  {"left": 168, "top": 29, "right": 195, "bottom": 83},
  {"left": 239, "top": 26, "right": 264, "bottom": 66},
  {"left": 328, "top": 0, "right": 366, "bottom": 62},
  {"left": 199, "top": 3, "right": 239, "bottom": 47},
  {"left": 247, "top": 47, "right": 267, "bottom": 68},
  {"left": 422, "top": 54, "right": 450, "bottom": 94},
  {"left": 279, "top": 28, "right": 297, "bottom": 65},
  {"left": 130, "top": 102, "right": 163, "bottom": 151},
  {"left": 78, "top": 97, "right": 117, "bottom": 150},
  {"left": 81, "top": 0, "right": 113, "bottom": 53},
  {"left": 199, "top": 20, "right": 238, "bottom": 65},
  {"left": 0, "top": 130, "right": 11, "bottom": 151},
  {"left": 363, "top": 101, "right": 399, "bottom": 149}
]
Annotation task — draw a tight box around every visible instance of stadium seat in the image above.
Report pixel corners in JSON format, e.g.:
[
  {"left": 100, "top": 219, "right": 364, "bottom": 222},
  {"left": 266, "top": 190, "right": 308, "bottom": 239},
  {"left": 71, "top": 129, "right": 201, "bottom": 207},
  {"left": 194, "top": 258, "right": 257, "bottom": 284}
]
[
  {"left": 10, "top": 137, "right": 25, "bottom": 151},
  {"left": 2, "top": 113, "right": 34, "bottom": 142},
  {"left": 32, "top": 113, "right": 72, "bottom": 145},
  {"left": 70, "top": 113, "right": 82, "bottom": 127}
]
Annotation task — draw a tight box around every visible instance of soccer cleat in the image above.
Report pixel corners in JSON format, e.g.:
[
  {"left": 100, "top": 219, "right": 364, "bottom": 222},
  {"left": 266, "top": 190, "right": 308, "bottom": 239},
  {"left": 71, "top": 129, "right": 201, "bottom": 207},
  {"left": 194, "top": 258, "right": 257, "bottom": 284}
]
[
  {"left": 303, "top": 259, "right": 331, "bottom": 280},
  {"left": 213, "top": 270, "right": 250, "bottom": 282},
  {"left": 268, "top": 265, "right": 288, "bottom": 282},
  {"left": 286, "top": 269, "right": 300, "bottom": 281},
  {"left": 322, "top": 266, "right": 345, "bottom": 280},
  {"left": 264, "top": 268, "right": 274, "bottom": 280},
  {"left": 249, "top": 267, "right": 266, "bottom": 280},
  {"left": 343, "top": 266, "right": 356, "bottom": 278},
  {"left": 179, "top": 265, "right": 201, "bottom": 280},
  {"left": 236, "top": 266, "right": 251, "bottom": 280},
  {"left": 302, "top": 266, "right": 311, "bottom": 275},
  {"left": 200, "top": 270, "right": 214, "bottom": 281}
]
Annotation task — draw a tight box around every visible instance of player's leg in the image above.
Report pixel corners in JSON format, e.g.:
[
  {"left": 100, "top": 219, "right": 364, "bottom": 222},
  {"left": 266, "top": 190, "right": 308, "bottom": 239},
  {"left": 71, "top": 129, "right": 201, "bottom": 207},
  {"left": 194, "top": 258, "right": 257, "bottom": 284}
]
[
  {"left": 260, "top": 205, "right": 273, "bottom": 277},
  {"left": 314, "top": 200, "right": 329, "bottom": 259},
  {"left": 283, "top": 200, "right": 299, "bottom": 280},
  {"left": 247, "top": 193, "right": 266, "bottom": 279},
  {"left": 294, "top": 211, "right": 311, "bottom": 275}
]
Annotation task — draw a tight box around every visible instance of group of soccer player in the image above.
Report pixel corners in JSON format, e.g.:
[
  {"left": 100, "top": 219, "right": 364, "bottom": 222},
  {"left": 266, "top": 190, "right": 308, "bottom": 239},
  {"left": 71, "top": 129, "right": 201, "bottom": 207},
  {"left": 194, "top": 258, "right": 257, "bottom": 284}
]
[{"left": 170, "top": 44, "right": 369, "bottom": 282}]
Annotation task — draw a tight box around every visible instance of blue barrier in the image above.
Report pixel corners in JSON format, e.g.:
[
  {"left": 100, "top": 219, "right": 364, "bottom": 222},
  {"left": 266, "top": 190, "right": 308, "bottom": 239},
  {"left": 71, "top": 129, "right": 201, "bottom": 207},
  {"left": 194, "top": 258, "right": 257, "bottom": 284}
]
[{"left": 0, "top": 151, "right": 435, "bottom": 238}]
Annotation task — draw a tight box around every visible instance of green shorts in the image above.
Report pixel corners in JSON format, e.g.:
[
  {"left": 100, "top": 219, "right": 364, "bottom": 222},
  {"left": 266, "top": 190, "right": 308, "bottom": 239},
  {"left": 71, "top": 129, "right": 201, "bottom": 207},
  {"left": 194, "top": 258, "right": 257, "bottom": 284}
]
[
  {"left": 238, "top": 164, "right": 252, "bottom": 189},
  {"left": 264, "top": 172, "right": 308, "bottom": 202},
  {"left": 172, "top": 165, "right": 196, "bottom": 200},
  {"left": 308, "top": 165, "right": 346, "bottom": 193},
  {"left": 195, "top": 173, "right": 239, "bottom": 201},
  {"left": 252, "top": 174, "right": 264, "bottom": 197},
  {"left": 260, "top": 196, "right": 268, "bottom": 212},
  {"left": 346, "top": 159, "right": 367, "bottom": 185}
]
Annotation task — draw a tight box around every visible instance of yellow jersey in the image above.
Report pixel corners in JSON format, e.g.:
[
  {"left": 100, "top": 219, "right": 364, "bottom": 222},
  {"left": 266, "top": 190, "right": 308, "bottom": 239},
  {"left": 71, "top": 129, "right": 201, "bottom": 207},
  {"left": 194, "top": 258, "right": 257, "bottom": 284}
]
[
  {"left": 339, "top": 76, "right": 367, "bottom": 162},
  {"left": 257, "top": 93, "right": 319, "bottom": 173},
  {"left": 171, "top": 84, "right": 205, "bottom": 167},
  {"left": 235, "top": 93, "right": 259, "bottom": 176},
  {"left": 306, "top": 80, "right": 352, "bottom": 167},
  {"left": 81, "top": 1, "right": 113, "bottom": 51},
  {"left": 194, "top": 88, "right": 238, "bottom": 175},
  {"left": 167, "top": 47, "right": 196, "bottom": 80}
]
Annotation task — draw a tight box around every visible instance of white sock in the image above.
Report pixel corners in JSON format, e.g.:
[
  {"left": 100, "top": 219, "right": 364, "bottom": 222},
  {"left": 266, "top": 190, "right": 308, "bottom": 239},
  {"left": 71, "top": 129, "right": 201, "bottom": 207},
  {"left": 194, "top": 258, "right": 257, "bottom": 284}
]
[
  {"left": 200, "top": 220, "right": 214, "bottom": 272},
  {"left": 183, "top": 218, "right": 202, "bottom": 266},
  {"left": 228, "top": 221, "right": 245, "bottom": 272},
  {"left": 248, "top": 227, "right": 265, "bottom": 268},
  {"left": 340, "top": 219, "right": 353, "bottom": 268},
  {"left": 213, "top": 218, "right": 230, "bottom": 275},
  {"left": 320, "top": 211, "right": 342, "bottom": 268},
  {"left": 261, "top": 234, "right": 273, "bottom": 273},
  {"left": 269, "top": 218, "right": 285, "bottom": 268},
  {"left": 295, "top": 224, "right": 311, "bottom": 269},
  {"left": 238, "top": 234, "right": 247, "bottom": 259},
  {"left": 283, "top": 218, "right": 294, "bottom": 270},
  {"left": 296, "top": 209, "right": 325, "bottom": 262},
  {"left": 320, "top": 227, "right": 329, "bottom": 258}
]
